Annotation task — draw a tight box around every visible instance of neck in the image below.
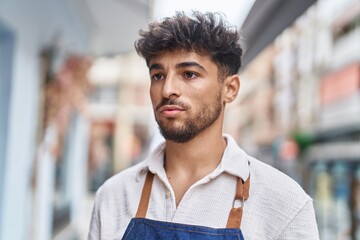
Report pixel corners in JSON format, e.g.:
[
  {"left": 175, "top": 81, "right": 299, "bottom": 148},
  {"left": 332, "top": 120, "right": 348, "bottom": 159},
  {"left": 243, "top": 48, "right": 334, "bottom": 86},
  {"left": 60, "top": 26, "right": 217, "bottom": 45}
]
[
  {"left": 162, "top": 118, "right": 227, "bottom": 206},
  {"left": 164, "top": 126, "right": 227, "bottom": 179}
]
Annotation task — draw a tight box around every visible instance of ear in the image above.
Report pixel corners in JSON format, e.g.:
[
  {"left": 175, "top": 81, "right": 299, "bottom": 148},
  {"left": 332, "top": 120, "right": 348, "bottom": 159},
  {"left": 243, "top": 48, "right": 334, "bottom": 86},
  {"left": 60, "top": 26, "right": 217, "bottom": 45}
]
[{"left": 223, "top": 74, "right": 240, "bottom": 103}]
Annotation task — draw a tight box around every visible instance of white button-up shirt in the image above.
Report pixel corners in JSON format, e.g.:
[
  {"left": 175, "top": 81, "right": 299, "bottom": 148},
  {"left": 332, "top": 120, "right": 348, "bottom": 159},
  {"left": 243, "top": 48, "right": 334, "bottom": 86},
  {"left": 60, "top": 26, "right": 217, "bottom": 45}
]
[{"left": 88, "top": 134, "right": 319, "bottom": 239}]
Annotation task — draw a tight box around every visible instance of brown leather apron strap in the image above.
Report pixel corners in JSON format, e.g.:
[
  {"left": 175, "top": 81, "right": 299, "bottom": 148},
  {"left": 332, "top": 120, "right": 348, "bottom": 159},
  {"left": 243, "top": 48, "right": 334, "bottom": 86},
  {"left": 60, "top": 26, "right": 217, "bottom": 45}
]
[
  {"left": 226, "top": 175, "right": 250, "bottom": 228},
  {"left": 135, "top": 171, "right": 154, "bottom": 218},
  {"left": 136, "top": 170, "right": 251, "bottom": 228}
]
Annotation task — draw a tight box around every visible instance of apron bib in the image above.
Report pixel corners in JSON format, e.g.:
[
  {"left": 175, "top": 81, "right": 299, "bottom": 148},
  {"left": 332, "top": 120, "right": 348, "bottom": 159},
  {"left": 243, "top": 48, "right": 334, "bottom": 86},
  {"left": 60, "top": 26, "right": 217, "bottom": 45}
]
[{"left": 122, "top": 171, "right": 250, "bottom": 240}]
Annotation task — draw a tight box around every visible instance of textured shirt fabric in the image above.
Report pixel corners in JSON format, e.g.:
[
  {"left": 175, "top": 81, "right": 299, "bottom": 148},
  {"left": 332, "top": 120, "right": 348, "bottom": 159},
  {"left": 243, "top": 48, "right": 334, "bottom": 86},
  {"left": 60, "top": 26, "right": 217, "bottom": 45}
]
[{"left": 88, "top": 134, "right": 319, "bottom": 240}]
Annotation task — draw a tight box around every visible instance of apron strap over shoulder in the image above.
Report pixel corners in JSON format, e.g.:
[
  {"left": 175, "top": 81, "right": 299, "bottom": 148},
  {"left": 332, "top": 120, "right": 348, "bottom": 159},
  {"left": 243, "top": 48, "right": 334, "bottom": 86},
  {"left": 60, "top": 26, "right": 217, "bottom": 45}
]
[
  {"left": 226, "top": 175, "right": 250, "bottom": 229},
  {"left": 235, "top": 175, "right": 250, "bottom": 201},
  {"left": 135, "top": 171, "right": 154, "bottom": 218},
  {"left": 136, "top": 170, "right": 251, "bottom": 229}
]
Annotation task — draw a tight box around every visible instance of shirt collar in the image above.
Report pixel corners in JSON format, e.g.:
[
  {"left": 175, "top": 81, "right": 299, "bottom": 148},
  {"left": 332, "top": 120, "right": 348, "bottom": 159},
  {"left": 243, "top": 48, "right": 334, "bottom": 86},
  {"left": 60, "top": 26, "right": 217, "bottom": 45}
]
[
  {"left": 215, "top": 134, "right": 250, "bottom": 181},
  {"left": 136, "top": 134, "right": 250, "bottom": 182}
]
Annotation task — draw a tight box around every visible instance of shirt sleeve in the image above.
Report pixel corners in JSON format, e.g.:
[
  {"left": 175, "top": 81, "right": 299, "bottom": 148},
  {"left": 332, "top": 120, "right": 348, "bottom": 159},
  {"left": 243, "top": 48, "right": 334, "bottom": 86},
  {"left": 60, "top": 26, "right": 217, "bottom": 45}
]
[
  {"left": 88, "top": 191, "right": 101, "bottom": 240},
  {"left": 277, "top": 199, "right": 320, "bottom": 240}
]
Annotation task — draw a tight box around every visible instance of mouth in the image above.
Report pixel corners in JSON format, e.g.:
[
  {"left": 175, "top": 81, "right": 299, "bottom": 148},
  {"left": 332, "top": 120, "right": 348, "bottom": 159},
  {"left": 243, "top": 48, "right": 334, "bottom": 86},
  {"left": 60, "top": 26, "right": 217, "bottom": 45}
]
[{"left": 158, "top": 105, "right": 185, "bottom": 117}]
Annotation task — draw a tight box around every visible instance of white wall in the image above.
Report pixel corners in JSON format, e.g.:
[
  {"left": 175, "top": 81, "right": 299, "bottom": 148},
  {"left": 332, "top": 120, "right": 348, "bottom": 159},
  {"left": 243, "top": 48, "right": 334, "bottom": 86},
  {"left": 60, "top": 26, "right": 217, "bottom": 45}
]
[
  {"left": 0, "top": 0, "right": 90, "bottom": 239},
  {"left": 0, "top": 20, "right": 15, "bottom": 222}
]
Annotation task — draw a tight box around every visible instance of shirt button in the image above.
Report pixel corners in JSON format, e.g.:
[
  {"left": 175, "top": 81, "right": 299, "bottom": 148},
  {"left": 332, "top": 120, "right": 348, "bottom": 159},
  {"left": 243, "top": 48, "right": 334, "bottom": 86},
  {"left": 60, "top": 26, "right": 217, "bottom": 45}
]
[{"left": 165, "top": 191, "right": 171, "bottom": 199}]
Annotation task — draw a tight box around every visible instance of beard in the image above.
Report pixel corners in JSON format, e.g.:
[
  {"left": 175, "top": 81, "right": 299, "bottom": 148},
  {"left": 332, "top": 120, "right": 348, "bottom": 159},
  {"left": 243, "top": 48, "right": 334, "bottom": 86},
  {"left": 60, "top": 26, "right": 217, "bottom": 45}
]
[{"left": 155, "top": 91, "right": 222, "bottom": 143}]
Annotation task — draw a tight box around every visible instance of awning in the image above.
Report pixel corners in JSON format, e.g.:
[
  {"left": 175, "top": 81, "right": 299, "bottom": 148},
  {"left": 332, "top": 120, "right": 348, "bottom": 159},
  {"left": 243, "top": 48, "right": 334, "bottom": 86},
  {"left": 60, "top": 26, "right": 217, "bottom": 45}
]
[{"left": 241, "top": 0, "right": 316, "bottom": 68}]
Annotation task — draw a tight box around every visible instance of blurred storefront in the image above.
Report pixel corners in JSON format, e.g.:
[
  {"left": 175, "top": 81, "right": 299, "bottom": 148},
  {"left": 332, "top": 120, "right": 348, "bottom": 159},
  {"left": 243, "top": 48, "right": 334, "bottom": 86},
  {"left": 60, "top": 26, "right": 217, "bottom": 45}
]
[
  {"left": 226, "top": 0, "right": 360, "bottom": 239},
  {"left": 87, "top": 52, "right": 155, "bottom": 188}
]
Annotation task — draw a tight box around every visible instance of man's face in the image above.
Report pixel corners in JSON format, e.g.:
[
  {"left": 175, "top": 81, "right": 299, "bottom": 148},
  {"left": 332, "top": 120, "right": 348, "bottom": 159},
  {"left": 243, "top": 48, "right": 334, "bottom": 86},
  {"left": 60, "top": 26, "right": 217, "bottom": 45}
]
[{"left": 149, "top": 50, "right": 224, "bottom": 143}]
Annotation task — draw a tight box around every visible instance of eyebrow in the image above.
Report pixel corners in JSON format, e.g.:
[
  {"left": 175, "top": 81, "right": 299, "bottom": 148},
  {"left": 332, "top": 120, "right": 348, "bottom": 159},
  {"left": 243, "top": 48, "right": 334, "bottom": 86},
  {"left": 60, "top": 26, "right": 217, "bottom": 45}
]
[
  {"left": 176, "top": 62, "right": 207, "bottom": 72},
  {"left": 149, "top": 63, "right": 163, "bottom": 72},
  {"left": 149, "top": 61, "right": 207, "bottom": 73}
]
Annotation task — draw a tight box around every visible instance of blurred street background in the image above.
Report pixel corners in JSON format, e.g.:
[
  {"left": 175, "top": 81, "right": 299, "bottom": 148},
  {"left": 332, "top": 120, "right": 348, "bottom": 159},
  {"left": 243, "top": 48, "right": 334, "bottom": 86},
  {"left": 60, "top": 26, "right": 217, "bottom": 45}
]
[{"left": 0, "top": 0, "right": 360, "bottom": 239}]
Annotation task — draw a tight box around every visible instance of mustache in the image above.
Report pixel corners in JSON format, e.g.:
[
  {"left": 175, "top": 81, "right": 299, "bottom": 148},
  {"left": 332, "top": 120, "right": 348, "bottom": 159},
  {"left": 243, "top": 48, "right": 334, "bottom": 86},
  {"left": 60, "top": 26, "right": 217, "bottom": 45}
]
[{"left": 155, "top": 98, "right": 188, "bottom": 111}]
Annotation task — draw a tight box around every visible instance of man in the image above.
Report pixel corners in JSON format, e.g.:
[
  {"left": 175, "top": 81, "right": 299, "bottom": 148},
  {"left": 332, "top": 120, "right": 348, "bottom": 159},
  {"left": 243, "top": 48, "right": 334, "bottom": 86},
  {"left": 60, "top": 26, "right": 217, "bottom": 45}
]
[{"left": 88, "top": 11, "right": 319, "bottom": 239}]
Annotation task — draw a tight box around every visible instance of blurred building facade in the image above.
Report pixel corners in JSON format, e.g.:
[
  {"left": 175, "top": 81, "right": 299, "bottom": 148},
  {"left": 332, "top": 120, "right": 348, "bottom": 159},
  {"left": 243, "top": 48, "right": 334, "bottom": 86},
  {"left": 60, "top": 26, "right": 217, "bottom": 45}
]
[
  {"left": 225, "top": 0, "right": 360, "bottom": 239},
  {"left": 0, "top": 1, "right": 92, "bottom": 240},
  {"left": 0, "top": 0, "right": 155, "bottom": 239}
]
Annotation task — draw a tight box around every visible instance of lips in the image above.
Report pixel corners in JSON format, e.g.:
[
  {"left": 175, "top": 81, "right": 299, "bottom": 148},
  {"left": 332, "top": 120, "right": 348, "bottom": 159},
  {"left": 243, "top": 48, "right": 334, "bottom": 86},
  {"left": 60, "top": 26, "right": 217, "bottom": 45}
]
[{"left": 158, "top": 105, "right": 185, "bottom": 117}]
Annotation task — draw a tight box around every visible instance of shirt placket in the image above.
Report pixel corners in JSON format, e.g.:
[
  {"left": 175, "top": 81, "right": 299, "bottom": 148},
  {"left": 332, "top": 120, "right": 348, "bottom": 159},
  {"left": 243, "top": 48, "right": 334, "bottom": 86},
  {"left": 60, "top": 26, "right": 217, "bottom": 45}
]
[
  {"left": 154, "top": 172, "right": 177, "bottom": 222},
  {"left": 165, "top": 187, "right": 177, "bottom": 221}
]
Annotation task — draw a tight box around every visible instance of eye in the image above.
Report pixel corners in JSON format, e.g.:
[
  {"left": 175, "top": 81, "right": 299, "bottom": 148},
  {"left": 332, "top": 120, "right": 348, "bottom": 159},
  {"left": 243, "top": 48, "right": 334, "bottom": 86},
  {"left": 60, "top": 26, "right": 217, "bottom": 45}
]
[
  {"left": 151, "top": 73, "right": 164, "bottom": 81},
  {"left": 184, "top": 71, "right": 198, "bottom": 79}
]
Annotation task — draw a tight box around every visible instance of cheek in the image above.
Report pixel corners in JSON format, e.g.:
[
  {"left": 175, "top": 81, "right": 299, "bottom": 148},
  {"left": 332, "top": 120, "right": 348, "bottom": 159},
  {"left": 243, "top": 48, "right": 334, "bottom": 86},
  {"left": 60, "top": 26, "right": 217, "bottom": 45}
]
[{"left": 149, "top": 86, "right": 159, "bottom": 107}]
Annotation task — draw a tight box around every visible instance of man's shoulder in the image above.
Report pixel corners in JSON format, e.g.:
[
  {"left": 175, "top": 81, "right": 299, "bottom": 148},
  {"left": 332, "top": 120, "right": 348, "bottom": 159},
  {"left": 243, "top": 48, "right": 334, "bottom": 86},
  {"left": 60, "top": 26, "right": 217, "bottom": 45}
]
[
  {"left": 95, "top": 160, "right": 147, "bottom": 200},
  {"left": 246, "top": 155, "right": 315, "bottom": 237},
  {"left": 248, "top": 155, "right": 311, "bottom": 204}
]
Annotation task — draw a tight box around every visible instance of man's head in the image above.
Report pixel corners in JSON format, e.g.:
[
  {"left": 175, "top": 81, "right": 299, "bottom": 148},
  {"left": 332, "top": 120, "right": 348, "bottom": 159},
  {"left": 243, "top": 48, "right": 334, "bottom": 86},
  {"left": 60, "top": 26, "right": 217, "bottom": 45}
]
[
  {"left": 135, "top": 12, "right": 242, "bottom": 143},
  {"left": 135, "top": 11, "right": 243, "bottom": 80}
]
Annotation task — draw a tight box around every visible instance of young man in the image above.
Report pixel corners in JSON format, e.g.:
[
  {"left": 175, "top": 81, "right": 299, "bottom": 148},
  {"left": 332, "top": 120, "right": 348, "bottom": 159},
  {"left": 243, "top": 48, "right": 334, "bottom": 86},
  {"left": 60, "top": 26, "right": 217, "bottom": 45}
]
[{"left": 88, "top": 12, "right": 319, "bottom": 239}]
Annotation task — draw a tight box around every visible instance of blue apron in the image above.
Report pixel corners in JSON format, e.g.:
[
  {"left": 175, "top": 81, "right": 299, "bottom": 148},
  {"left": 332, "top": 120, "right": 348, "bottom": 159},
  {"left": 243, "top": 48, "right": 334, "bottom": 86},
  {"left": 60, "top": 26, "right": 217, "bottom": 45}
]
[{"left": 122, "top": 172, "right": 250, "bottom": 240}]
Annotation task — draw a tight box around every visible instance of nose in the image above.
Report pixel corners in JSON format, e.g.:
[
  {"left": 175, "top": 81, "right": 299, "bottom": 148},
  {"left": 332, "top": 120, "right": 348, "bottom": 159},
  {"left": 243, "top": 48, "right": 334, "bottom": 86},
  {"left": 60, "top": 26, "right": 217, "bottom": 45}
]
[{"left": 162, "top": 73, "right": 180, "bottom": 99}]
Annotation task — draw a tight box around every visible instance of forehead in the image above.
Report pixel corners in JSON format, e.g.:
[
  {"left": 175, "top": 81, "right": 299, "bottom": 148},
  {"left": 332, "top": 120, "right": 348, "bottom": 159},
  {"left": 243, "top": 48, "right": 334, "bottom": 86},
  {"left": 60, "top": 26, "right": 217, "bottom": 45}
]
[{"left": 148, "top": 50, "right": 217, "bottom": 71}]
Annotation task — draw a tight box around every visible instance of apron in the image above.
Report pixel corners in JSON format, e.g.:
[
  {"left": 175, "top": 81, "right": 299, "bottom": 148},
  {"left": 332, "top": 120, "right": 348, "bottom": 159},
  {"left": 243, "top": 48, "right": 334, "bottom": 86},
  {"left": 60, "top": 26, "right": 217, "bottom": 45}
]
[{"left": 122, "top": 171, "right": 250, "bottom": 240}]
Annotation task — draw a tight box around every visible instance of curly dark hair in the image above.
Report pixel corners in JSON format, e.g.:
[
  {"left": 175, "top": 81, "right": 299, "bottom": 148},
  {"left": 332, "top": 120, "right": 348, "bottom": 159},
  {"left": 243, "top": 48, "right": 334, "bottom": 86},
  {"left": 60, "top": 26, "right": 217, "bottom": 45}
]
[{"left": 134, "top": 11, "right": 243, "bottom": 79}]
